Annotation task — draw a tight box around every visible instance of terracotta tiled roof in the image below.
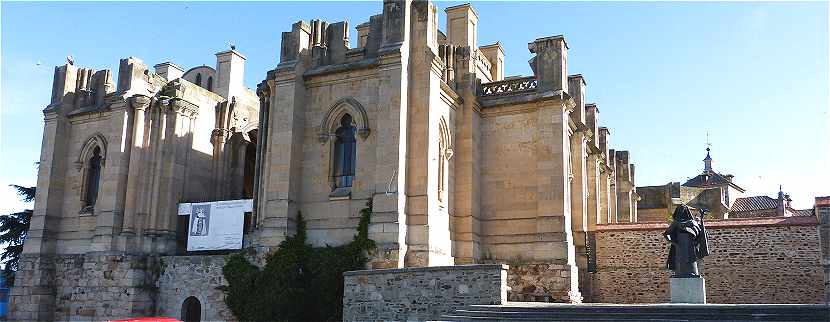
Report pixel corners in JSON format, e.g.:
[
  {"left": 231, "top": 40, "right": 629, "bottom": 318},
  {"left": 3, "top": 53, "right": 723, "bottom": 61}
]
[
  {"left": 816, "top": 196, "right": 830, "bottom": 207},
  {"left": 789, "top": 208, "right": 814, "bottom": 217},
  {"left": 731, "top": 196, "right": 778, "bottom": 212},
  {"left": 682, "top": 171, "right": 745, "bottom": 192}
]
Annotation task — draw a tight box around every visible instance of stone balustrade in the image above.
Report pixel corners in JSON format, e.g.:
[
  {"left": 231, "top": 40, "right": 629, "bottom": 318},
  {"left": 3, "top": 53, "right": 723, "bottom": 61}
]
[{"left": 479, "top": 76, "right": 538, "bottom": 97}]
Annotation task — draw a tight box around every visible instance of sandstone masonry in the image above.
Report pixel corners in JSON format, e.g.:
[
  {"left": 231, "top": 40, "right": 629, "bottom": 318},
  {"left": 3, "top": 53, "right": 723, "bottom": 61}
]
[{"left": 12, "top": 1, "right": 648, "bottom": 320}]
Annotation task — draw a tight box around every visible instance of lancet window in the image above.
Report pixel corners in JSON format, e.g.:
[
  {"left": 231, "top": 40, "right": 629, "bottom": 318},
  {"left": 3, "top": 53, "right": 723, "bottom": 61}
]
[
  {"left": 332, "top": 114, "right": 357, "bottom": 190},
  {"left": 82, "top": 147, "right": 102, "bottom": 211}
]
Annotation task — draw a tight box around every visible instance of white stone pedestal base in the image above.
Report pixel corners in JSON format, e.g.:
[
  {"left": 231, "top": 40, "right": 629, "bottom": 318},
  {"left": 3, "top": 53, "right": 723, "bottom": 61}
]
[{"left": 670, "top": 277, "right": 706, "bottom": 303}]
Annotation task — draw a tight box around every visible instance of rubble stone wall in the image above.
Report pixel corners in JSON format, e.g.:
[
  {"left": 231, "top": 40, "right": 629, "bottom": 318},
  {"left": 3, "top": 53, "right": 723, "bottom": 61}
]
[
  {"left": 505, "top": 262, "right": 580, "bottom": 303},
  {"left": 343, "top": 264, "right": 508, "bottom": 321},
  {"left": 9, "top": 253, "right": 157, "bottom": 321},
  {"left": 156, "top": 255, "right": 235, "bottom": 321},
  {"left": 591, "top": 217, "right": 826, "bottom": 304}
]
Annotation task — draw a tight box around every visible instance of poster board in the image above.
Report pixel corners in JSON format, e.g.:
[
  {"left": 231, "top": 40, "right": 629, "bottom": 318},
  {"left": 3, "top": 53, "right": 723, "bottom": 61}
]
[{"left": 177, "top": 199, "right": 251, "bottom": 251}]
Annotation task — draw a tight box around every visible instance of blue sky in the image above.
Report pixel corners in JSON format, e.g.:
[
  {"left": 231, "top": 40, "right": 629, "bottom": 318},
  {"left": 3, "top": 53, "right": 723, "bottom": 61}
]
[{"left": 1, "top": 1, "right": 828, "bottom": 215}]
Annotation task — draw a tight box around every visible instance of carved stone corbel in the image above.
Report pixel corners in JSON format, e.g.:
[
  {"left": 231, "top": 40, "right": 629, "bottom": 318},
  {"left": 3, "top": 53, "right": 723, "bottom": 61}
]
[
  {"left": 212, "top": 128, "right": 231, "bottom": 144},
  {"left": 169, "top": 98, "right": 199, "bottom": 118},
  {"left": 318, "top": 133, "right": 331, "bottom": 143},
  {"left": 129, "top": 94, "right": 152, "bottom": 111},
  {"left": 358, "top": 128, "right": 371, "bottom": 140},
  {"left": 444, "top": 148, "right": 454, "bottom": 160}
]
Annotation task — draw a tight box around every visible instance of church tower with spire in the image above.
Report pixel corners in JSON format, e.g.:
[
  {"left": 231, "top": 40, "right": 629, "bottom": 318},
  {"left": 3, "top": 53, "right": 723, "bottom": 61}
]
[
  {"left": 678, "top": 144, "right": 746, "bottom": 218},
  {"left": 704, "top": 147, "right": 713, "bottom": 172}
]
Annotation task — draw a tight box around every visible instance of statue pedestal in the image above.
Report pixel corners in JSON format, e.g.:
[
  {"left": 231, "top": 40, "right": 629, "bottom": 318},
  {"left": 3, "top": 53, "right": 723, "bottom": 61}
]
[{"left": 670, "top": 277, "right": 706, "bottom": 303}]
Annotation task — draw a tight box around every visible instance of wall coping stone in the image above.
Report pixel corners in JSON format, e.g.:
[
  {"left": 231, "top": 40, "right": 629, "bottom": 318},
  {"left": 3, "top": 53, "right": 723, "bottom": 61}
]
[
  {"left": 597, "top": 216, "right": 818, "bottom": 232},
  {"left": 159, "top": 254, "right": 228, "bottom": 260},
  {"left": 472, "top": 302, "right": 830, "bottom": 309},
  {"left": 344, "top": 264, "right": 508, "bottom": 276}
]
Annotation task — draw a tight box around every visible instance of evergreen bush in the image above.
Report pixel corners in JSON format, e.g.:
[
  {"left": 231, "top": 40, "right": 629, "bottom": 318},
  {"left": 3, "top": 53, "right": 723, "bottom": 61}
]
[{"left": 223, "top": 201, "right": 374, "bottom": 321}]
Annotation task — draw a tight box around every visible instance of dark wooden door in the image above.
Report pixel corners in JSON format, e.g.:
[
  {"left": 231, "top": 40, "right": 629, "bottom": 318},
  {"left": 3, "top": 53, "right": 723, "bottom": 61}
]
[{"left": 181, "top": 296, "right": 201, "bottom": 322}]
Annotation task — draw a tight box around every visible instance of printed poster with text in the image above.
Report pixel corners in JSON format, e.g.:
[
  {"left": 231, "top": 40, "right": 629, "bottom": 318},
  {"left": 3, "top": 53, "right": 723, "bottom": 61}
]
[{"left": 187, "top": 200, "right": 246, "bottom": 251}]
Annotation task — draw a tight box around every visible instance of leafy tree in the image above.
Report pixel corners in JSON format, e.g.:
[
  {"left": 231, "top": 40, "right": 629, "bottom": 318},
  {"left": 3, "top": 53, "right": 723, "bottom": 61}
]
[{"left": 0, "top": 185, "right": 35, "bottom": 286}]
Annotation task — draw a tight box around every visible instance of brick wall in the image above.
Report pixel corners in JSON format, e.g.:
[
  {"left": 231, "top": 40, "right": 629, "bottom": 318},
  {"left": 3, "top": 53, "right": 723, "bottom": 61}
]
[
  {"left": 592, "top": 216, "right": 826, "bottom": 304},
  {"left": 342, "top": 264, "right": 507, "bottom": 321}
]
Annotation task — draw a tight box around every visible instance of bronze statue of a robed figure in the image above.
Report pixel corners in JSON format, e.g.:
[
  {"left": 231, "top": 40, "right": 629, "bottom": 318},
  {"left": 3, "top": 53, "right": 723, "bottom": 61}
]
[{"left": 663, "top": 205, "right": 710, "bottom": 278}]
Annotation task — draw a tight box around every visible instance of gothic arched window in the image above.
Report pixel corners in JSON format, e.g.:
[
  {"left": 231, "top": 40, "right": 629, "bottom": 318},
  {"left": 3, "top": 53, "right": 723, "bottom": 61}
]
[
  {"left": 332, "top": 114, "right": 356, "bottom": 190},
  {"left": 83, "top": 146, "right": 102, "bottom": 211},
  {"left": 195, "top": 73, "right": 202, "bottom": 87}
]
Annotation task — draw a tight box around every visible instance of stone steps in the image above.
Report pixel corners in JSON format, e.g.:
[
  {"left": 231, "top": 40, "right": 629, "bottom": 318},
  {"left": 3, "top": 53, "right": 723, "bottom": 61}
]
[{"left": 442, "top": 302, "right": 830, "bottom": 322}]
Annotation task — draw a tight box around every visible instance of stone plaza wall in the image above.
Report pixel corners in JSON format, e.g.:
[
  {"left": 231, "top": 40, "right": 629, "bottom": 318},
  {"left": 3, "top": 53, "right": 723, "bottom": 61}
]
[
  {"left": 10, "top": 253, "right": 235, "bottom": 321},
  {"left": 591, "top": 216, "right": 826, "bottom": 304},
  {"left": 503, "top": 262, "right": 580, "bottom": 303},
  {"left": 156, "top": 255, "right": 235, "bottom": 321},
  {"left": 9, "top": 253, "right": 157, "bottom": 321},
  {"left": 342, "top": 264, "right": 508, "bottom": 321}
]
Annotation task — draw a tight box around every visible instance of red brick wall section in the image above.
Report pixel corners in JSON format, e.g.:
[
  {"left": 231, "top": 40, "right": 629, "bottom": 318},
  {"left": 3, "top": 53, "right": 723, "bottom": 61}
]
[{"left": 592, "top": 216, "right": 826, "bottom": 304}]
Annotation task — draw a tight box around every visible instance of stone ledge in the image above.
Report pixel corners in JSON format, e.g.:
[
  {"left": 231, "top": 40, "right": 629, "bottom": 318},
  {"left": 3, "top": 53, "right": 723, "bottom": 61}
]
[
  {"left": 471, "top": 302, "right": 830, "bottom": 309},
  {"left": 303, "top": 57, "right": 379, "bottom": 78},
  {"left": 479, "top": 89, "right": 568, "bottom": 109},
  {"left": 343, "top": 264, "right": 508, "bottom": 276},
  {"left": 597, "top": 216, "right": 818, "bottom": 231}
]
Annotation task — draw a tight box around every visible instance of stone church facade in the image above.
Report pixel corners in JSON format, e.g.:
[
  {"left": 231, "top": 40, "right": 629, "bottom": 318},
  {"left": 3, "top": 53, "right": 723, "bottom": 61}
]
[{"left": 10, "top": 1, "right": 644, "bottom": 320}]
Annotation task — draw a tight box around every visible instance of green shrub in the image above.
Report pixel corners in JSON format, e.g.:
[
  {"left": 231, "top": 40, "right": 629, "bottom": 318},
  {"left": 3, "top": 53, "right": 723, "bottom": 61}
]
[{"left": 222, "top": 201, "right": 374, "bottom": 321}]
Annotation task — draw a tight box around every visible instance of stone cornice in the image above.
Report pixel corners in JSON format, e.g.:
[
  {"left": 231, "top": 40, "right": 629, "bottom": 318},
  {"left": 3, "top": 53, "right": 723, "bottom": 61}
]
[
  {"left": 303, "top": 57, "right": 379, "bottom": 79},
  {"left": 265, "top": 69, "right": 277, "bottom": 82},
  {"left": 304, "top": 69, "right": 378, "bottom": 88},
  {"left": 429, "top": 51, "right": 445, "bottom": 78},
  {"left": 164, "top": 97, "right": 199, "bottom": 117},
  {"left": 256, "top": 81, "right": 271, "bottom": 99},
  {"left": 528, "top": 35, "right": 569, "bottom": 52},
  {"left": 377, "top": 47, "right": 404, "bottom": 68},
  {"left": 478, "top": 89, "right": 569, "bottom": 109},
  {"left": 439, "top": 81, "right": 463, "bottom": 107},
  {"left": 274, "top": 71, "right": 298, "bottom": 86},
  {"left": 276, "top": 60, "right": 300, "bottom": 73},
  {"left": 129, "top": 94, "right": 152, "bottom": 110}
]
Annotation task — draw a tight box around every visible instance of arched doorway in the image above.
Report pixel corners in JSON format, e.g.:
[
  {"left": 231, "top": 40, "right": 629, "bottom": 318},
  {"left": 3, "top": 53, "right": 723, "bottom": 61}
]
[
  {"left": 181, "top": 296, "right": 201, "bottom": 322},
  {"left": 242, "top": 129, "right": 258, "bottom": 199}
]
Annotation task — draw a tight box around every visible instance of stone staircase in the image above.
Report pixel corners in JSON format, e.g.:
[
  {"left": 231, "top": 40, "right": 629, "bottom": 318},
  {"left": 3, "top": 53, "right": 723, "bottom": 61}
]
[{"left": 442, "top": 302, "right": 830, "bottom": 322}]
